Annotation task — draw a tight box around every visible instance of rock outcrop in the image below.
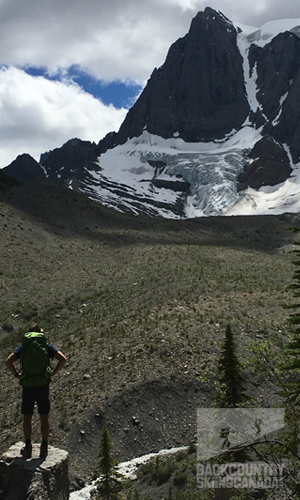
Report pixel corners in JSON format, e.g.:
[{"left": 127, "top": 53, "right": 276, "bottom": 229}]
[
  {"left": 0, "top": 442, "right": 69, "bottom": 500},
  {"left": 238, "top": 136, "right": 292, "bottom": 191},
  {"left": 249, "top": 30, "right": 300, "bottom": 163},
  {"left": 115, "top": 8, "right": 249, "bottom": 144},
  {"left": 3, "top": 154, "right": 44, "bottom": 183},
  {"left": 39, "top": 138, "right": 99, "bottom": 183}
]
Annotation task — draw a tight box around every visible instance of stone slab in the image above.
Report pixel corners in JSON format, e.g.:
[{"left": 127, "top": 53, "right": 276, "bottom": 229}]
[
  {"left": 0, "top": 441, "right": 69, "bottom": 500},
  {"left": 2, "top": 441, "right": 68, "bottom": 471}
]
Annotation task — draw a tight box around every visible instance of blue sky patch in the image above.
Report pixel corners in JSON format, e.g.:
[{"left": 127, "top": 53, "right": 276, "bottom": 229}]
[{"left": 23, "top": 65, "right": 143, "bottom": 109}]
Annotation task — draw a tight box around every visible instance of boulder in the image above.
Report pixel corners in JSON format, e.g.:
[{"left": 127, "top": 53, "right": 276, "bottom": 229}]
[{"left": 0, "top": 442, "right": 69, "bottom": 500}]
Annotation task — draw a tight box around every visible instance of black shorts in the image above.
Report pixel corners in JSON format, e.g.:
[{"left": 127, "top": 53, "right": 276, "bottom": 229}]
[{"left": 21, "top": 385, "right": 50, "bottom": 415}]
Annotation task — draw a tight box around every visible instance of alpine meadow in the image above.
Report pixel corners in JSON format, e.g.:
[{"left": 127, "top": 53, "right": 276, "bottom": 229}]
[{"left": 0, "top": 176, "right": 298, "bottom": 496}]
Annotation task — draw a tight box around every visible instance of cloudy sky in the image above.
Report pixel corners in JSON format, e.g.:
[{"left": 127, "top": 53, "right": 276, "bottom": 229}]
[{"left": 1, "top": 0, "right": 300, "bottom": 168}]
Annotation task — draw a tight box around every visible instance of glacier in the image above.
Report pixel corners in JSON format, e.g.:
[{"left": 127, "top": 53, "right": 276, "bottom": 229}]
[
  {"left": 71, "top": 127, "right": 300, "bottom": 219},
  {"left": 69, "top": 16, "right": 300, "bottom": 219},
  {"left": 70, "top": 128, "right": 256, "bottom": 218}
]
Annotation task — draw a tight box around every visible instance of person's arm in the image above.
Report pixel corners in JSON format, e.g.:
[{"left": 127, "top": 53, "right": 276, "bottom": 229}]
[
  {"left": 5, "top": 353, "right": 20, "bottom": 379},
  {"left": 52, "top": 351, "right": 67, "bottom": 376}
]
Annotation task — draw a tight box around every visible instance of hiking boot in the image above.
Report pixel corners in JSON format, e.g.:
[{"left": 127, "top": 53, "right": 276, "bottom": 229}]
[
  {"left": 21, "top": 441, "right": 32, "bottom": 459},
  {"left": 39, "top": 440, "right": 48, "bottom": 459}
]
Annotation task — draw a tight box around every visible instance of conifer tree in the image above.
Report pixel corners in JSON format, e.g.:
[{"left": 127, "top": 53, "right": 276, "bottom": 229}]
[
  {"left": 213, "top": 324, "right": 247, "bottom": 408},
  {"left": 95, "top": 424, "right": 124, "bottom": 500}
]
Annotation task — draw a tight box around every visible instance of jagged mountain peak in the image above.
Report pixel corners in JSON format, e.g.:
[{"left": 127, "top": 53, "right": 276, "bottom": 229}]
[
  {"left": 4, "top": 9, "right": 300, "bottom": 219},
  {"left": 39, "top": 138, "right": 99, "bottom": 183},
  {"left": 191, "top": 7, "right": 234, "bottom": 29},
  {"left": 115, "top": 8, "right": 248, "bottom": 145},
  {"left": 3, "top": 153, "right": 44, "bottom": 183}
]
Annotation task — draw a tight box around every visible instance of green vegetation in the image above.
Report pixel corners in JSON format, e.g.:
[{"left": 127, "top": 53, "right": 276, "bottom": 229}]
[
  {"left": 0, "top": 179, "right": 297, "bottom": 496},
  {"left": 280, "top": 227, "right": 300, "bottom": 403},
  {"left": 0, "top": 170, "right": 22, "bottom": 192},
  {"left": 212, "top": 324, "right": 248, "bottom": 407},
  {"left": 118, "top": 220, "right": 300, "bottom": 499},
  {"left": 274, "top": 227, "right": 300, "bottom": 497},
  {"left": 124, "top": 448, "right": 203, "bottom": 499},
  {"left": 95, "top": 425, "right": 124, "bottom": 500}
]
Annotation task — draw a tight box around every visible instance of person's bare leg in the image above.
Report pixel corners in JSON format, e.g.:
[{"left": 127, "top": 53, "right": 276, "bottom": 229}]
[
  {"left": 22, "top": 415, "right": 33, "bottom": 458},
  {"left": 40, "top": 414, "right": 50, "bottom": 441},
  {"left": 39, "top": 414, "right": 49, "bottom": 458},
  {"left": 23, "top": 414, "right": 32, "bottom": 441}
]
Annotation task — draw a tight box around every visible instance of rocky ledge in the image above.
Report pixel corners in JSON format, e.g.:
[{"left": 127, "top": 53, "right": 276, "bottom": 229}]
[{"left": 0, "top": 442, "right": 69, "bottom": 500}]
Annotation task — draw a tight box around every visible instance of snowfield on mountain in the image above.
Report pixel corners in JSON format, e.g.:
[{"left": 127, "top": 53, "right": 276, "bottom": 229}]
[{"left": 4, "top": 9, "right": 300, "bottom": 219}]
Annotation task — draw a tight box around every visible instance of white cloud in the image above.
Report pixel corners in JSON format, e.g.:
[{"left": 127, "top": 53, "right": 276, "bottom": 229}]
[
  {"left": 1, "top": 0, "right": 300, "bottom": 167},
  {"left": 1, "top": 0, "right": 299, "bottom": 82},
  {"left": 0, "top": 67, "right": 127, "bottom": 167},
  {"left": 207, "top": 0, "right": 300, "bottom": 27},
  {"left": 0, "top": 0, "right": 202, "bottom": 82}
]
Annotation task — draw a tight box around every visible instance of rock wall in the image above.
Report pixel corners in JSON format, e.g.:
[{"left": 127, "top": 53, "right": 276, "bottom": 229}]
[
  {"left": 116, "top": 8, "right": 249, "bottom": 144},
  {"left": 0, "top": 442, "right": 69, "bottom": 500},
  {"left": 39, "top": 138, "right": 99, "bottom": 184}
]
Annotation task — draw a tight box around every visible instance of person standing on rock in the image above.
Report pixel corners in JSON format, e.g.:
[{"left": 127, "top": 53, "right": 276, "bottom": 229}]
[{"left": 5, "top": 323, "right": 67, "bottom": 459}]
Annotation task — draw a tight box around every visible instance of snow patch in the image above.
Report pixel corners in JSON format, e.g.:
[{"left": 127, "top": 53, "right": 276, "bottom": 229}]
[
  {"left": 234, "top": 18, "right": 300, "bottom": 48},
  {"left": 226, "top": 164, "right": 300, "bottom": 216}
]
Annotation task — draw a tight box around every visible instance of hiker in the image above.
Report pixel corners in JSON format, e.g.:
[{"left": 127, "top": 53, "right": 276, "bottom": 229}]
[{"left": 5, "top": 323, "right": 67, "bottom": 459}]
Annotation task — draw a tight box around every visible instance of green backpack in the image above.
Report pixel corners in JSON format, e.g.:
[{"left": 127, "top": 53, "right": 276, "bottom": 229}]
[{"left": 20, "top": 332, "right": 52, "bottom": 387}]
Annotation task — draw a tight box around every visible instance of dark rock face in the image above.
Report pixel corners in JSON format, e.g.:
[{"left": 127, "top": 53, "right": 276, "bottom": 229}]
[
  {"left": 98, "top": 131, "right": 118, "bottom": 155},
  {"left": 272, "top": 69, "right": 300, "bottom": 164},
  {"left": 4, "top": 8, "right": 300, "bottom": 217},
  {"left": 249, "top": 31, "right": 300, "bottom": 163},
  {"left": 250, "top": 33, "right": 300, "bottom": 122},
  {"left": 116, "top": 7, "right": 250, "bottom": 144},
  {"left": 3, "top": 154, "right": 44, "bottom": 183},
  {"left": 40, "top": 138, "right": 99, "bottom": 183},
  {"left": 151, "top": 178, "right": 190, "bottom": 192},
  {"left": 237, "top": 137, "right": 292, "bottom": 191}
]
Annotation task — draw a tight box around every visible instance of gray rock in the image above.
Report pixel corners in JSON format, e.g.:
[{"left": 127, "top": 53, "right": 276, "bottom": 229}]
[
  {"left": 249, "top": 31, "right": 300, "bottom": 163},
  {"left": 39, "top": 138, "right": 99, "bottom": 184},
  {"left": 116, "top": 8, "right": 249, "bottom": 144},
  {"left": 238, "top": 136, "right": 292, "bottom": 190},
  {"left": 0, "top": 441, "right": 69, "bottom": 500}
]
